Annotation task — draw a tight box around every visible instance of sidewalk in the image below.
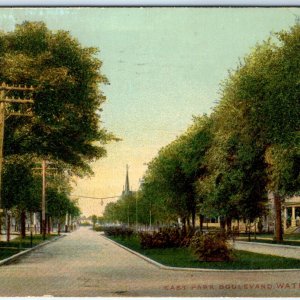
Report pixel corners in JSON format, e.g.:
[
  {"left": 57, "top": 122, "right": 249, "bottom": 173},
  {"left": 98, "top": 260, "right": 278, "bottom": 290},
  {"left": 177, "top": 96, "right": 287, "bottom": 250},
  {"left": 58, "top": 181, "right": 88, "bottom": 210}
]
[{"left": 233, "top": 241, "right": 300, "bottom": 259}]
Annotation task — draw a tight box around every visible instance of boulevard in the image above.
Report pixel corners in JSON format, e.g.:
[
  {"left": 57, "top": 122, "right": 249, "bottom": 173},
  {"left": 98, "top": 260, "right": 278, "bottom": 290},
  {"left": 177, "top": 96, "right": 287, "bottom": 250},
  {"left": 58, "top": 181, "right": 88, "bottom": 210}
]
[{"left": 0, "top": 226, "right": 300, "bottom": 297}]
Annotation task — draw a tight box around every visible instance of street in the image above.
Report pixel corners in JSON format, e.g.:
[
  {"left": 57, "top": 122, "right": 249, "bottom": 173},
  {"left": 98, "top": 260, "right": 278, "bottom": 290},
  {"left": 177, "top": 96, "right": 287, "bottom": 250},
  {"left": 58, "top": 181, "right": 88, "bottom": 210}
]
[{"left": 0, "top": 226, "right": 300, "bottom": 297}]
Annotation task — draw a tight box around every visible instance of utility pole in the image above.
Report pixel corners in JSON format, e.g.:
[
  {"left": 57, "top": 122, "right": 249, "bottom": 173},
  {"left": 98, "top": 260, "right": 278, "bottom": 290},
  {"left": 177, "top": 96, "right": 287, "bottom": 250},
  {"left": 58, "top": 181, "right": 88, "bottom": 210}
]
[
  {"left": 42, "top": 160, "right": 46, "bottom": 239},
  {"left": 150, "top": 200, "right": 152, "bottom": 229},
  {"left": 0, "top": 92, "right": 5, "bottom": 216},
  {"left": 0, "top": 82, "right": 34, "bottom": 241},
  {"left": 135, "top": 196, "right": 138, "bottom": 232},
  {"left": 33, "top": 160, "right": 57, "bottom": 239}
]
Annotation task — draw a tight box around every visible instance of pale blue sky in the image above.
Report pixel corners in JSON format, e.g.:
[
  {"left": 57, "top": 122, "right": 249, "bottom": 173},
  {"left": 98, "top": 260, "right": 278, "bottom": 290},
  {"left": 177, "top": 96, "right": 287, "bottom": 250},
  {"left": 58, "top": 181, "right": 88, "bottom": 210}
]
[{"left": 0, "top": 7, "right": 298, "bottom": 215}]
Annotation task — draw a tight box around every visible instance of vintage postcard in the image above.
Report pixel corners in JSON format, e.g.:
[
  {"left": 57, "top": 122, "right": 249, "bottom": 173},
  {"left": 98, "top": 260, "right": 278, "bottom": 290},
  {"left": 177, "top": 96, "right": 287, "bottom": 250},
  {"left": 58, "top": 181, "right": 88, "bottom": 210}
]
[{"left": 0, "top": 5, "right": 299, "bottom": 298}]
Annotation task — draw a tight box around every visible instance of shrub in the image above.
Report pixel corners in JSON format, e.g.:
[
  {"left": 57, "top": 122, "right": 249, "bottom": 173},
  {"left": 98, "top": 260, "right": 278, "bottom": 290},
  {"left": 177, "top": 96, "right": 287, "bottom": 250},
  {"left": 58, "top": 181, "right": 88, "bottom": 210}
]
[
  {"left": 180, "top": 229, "right": 195, "bottom": 247},
  {"left": 190, "top": 231, "right": 233, "bottom": 262},
  {"left": 101, "top": 226, "right": 134, "bottom": 239},
  {"left": 94, "top": 225, "right": 102, "bottom": 232},
  {"left": 139, "top": 227, "right": 190, "bottom": 249},
  {"left": 80, "top": 221, "right": 91, "bottom": 226}
]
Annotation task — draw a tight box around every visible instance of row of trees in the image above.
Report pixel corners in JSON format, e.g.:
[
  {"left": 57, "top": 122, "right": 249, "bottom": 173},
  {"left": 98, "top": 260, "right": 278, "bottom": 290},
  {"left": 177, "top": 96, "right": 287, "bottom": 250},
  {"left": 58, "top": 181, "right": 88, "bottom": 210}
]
[
  {"left": 2, "top": 156, "right": 81, "bottom": 237},
  {"left": 104, "top": 23, "right": 300, "bottom": 242},
  {"left": 0, "top": 21, "right": 115, "bottom": 238}
]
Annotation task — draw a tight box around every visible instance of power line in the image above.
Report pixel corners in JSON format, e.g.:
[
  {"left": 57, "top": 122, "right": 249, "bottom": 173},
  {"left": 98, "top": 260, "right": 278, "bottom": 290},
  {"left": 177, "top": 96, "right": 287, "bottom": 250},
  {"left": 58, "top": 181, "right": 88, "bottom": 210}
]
[{"left": 72, "top": 195, "right": 120, "bottom": 200}]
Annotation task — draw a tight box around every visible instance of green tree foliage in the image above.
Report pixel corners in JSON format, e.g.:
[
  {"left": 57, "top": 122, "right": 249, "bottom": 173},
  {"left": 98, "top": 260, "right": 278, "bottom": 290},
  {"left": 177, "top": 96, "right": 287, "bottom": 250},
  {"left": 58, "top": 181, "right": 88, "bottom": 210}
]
[
  {"left": 199, "top": 123, "right": 268, "bottom": 229},
  {"left": 47, "top": 187, "right": 80, "bottom": 234},
  {"left": 137, "top": 183, "right": 176, "bottom": 226},
  {"left": 0, "top": 21, "right": 117, "bottom": 174},
  {"left": 103, "top": 201, "right": 119, "bottom": 223},
  {"left": 103, "top": 193, "right": 137, "bottom": 225},
  {"left": 91, "top": 214, "right": 98, "bottom": 228},
  {"left": 137, "top": 24, "right": 300, "bottom": 239},
  {"left": 2, "top": 156, "right": 40, "bottom": 212},
  {"left": 207, "top": 24, "right": 300, "bottom": 240},
  {"left": 138, "top": 115, "right": 213, "bottom": 229},
  {"left": 47, "top": 187, "right": 72, "bottom": 220},
  {"left": 142, "top": 143, "right": 192, "bottom": 227}
]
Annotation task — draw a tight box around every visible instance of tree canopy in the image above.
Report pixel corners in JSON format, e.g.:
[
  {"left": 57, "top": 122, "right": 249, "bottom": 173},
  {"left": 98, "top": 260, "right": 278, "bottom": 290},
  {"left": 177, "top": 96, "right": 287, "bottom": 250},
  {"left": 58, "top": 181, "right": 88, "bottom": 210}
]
[
  {"left": 1, "top": 21, "right": 117, "bottom": 174},
  {"left": 209, "top": 24, "right": 300, "bottom": 240}
]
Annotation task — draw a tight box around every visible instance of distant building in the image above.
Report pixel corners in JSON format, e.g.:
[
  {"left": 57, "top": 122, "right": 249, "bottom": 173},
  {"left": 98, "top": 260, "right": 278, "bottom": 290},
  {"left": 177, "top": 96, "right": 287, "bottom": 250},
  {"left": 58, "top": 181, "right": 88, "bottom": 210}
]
[
  {"left": 282, "top": 195, "right": 300, "bottom": 232},
  {"left": 122, "top": 164, "right": 133, "bottom": 196}
]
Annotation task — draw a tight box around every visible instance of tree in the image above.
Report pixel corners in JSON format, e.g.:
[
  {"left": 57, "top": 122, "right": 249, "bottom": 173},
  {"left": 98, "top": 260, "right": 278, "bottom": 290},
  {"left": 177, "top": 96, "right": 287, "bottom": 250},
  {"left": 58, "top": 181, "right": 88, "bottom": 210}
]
[
  {"left": 2, "top": 155, "right": 41, "bottom": 238},
  {"left": 102, "top": 193, "right": 138, "bottom": 226},
  {"left": 103, "top": 202, "right": 119, "bottom": 223},
  {"left": 47, "top": 188, "right": 71, "bottom": 235},
  {"left": 138, "top": 115, "right": 213, "bottom": 230},
  {"left": 0, "top": 21, "right": 117, "bottom": 174},
  {"left": 137, "top": 180, "right": 177, "bottom": 226},
  {"left": 176, "top": 115, "right": 213, "bottom": 229},
  {"left": 142, "top": 143, "right": 191, "bottom": 228},
  {"left": 210, "top": 23, "right": 300, "bottom": 241},
  {"left": 91, "top": 214, "right": 98, "bottom": 229},
  {"left": 199, "top": 133, "right": 268, "bottom": 232},
  {"left": 0, "top": 21, "right": 118, "bottom": 238}
]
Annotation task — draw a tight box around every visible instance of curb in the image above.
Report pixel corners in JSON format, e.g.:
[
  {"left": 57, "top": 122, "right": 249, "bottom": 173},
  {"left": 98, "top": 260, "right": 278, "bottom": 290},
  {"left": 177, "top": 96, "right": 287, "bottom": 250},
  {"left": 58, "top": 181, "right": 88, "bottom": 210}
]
[
  {"left": 101, "top": 234, "right": 300, "bottom": 273},
  {"left": 0, "top": 234, "right": 66, "bottom": 266}
]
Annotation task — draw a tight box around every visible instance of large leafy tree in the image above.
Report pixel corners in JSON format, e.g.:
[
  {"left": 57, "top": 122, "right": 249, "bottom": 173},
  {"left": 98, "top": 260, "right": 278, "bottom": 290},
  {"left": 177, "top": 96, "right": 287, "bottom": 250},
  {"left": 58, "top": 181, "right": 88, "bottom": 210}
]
[
  {"left": 0, "top": 21, "right": 116, "bottom": 174},
  {"left": 2, "top": 156, "right": 40, "bottom": 212},
  {"left": 47, "top": 187, "right": 80, "bottom": 234},
  {"left": 177, "top": 115, "right": 213, "bottom": 228},
  {"left": 102, "top": 193, "right": 138, "bottom": 226},
  {"left": 138, "top": 115, "right": 213, "bottom": 229},
  {"left": 2, "top": 156, "right": 41, "bottom": 237},
  {"left": 137, "top": 182, "right": 177, "bottom": 226},
  {"left": 200, "top": 130, "right": 268, "bottom": 231},
  {"left": 209, "top": 23, "right": 300, "bottom": 241},
  {"left": 142, "top": 143, "right": 192, "bottom": 228}
]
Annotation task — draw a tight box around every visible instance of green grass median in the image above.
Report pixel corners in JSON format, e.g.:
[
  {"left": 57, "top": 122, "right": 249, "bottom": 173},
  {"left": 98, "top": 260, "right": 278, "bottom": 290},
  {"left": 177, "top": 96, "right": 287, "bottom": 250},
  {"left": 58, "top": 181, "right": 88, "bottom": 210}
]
[
  {"left": 109, "top": 235, "right": 300, "bottom": 270},
  {"left": 0, "top": 234, "right": 58, "bottom": 261}
]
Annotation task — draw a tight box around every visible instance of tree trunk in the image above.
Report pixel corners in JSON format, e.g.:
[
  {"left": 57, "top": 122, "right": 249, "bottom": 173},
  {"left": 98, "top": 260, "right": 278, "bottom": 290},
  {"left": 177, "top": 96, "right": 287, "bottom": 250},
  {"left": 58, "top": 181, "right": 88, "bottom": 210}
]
[
  {"left": 47, "top": 216, "right": 51, "bottom": 234},
  {"left": 191, "top": 210, "right": 196, "bottom": 229},
  {"left": 181, "top": 217, "right": 187, "bottom": 236},
  {"left": 274, "top": 193, "right": 283, "bottom": 242},
  {"left": 40, "top": 211, "right": 43, "bottom": 234},
  {"left": 0, "top": 213, "right": 2, "bottom": 238},
  {"left": 45, "top": 216, "right": 48, "bottom": 234},
  {"left": 21, "top": 210, "right": 26, "bottom": 239},
  {"left": 199, "top": 214, "right": 204, "bottom": 232},
  {"left": 248, "top": 222, "right": 251, "bottom": 241},
  {"left": 6, "top": 213, "right": 10, "bottom": 242},
  {"left": 226, "top": 217, "right": 232, "bottom": 234},
  {"left": 186, "top": 216, "right": 191, "bottom": 232},
  {"left": 220, "top": 217, "right": 226, "bottom": 231},
  {"left": 58, "top": 222, "right": 61, "bottom": 236}
]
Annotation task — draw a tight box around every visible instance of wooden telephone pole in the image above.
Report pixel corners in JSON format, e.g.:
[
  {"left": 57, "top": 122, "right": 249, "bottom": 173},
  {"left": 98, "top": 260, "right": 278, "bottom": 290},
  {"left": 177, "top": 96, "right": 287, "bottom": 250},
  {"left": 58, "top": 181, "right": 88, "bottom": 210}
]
[
  {"left": 33, "top": 160, "right": 57, "bottom": 239},
  {"left": 0, "top": 82, "right": 34, "bottom": 241}
]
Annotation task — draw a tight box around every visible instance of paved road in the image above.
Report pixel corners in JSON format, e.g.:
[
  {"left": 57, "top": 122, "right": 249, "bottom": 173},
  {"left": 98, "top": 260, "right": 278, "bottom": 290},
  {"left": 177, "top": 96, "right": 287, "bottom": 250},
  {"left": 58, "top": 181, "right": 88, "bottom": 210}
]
[{"left": 1, "top": 227, "right": 300, "bottom": 297}]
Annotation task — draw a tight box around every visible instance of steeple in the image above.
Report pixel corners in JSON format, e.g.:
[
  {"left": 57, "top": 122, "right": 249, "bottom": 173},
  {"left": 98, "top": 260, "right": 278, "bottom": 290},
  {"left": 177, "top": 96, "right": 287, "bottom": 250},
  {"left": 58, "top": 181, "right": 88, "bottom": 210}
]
[{"left": 123, "top": 164, "right": 131, "bottom": 196}]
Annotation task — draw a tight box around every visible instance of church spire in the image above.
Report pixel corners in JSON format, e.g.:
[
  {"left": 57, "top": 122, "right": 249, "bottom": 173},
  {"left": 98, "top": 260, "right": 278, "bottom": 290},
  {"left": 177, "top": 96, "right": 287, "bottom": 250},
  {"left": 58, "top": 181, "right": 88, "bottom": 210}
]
[{"left": 124, "top": 164, "right": 130, "bottom": 195}]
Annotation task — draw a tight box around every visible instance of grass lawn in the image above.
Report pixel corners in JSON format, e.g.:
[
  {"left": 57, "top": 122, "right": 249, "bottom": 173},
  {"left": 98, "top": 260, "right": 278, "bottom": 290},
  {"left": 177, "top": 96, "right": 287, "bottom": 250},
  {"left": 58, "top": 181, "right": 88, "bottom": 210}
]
[
  {"left": 109, "top": 235, "right": 300, "bottom": 270},
  {"left": 0, "top": 234, "right": 58, "bottom": 261}
]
